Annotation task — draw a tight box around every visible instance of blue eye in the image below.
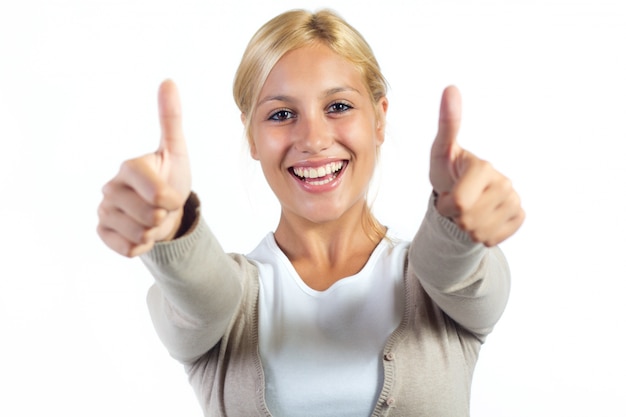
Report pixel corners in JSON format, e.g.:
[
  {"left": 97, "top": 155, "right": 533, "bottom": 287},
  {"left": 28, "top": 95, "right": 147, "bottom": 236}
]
[
  {"left": 328, "top": 102, "right": 353, "bottom": 114},
  {"left": 269, "top": 109, "right": 295, "bottom": 121}
]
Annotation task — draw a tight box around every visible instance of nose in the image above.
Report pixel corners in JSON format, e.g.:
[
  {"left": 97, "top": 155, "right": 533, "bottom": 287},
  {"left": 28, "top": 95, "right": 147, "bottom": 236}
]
[{"left": 293, "top": 112, "right": 333, "bottom": 154}]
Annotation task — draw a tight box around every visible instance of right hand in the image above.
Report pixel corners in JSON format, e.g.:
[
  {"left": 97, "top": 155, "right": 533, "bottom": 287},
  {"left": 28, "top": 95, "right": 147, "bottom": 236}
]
[
  {"left": 429, "top": 86, "right": 524, "bottom": 247},
  {"left": 97, "top": 80, "right": 192, "bottom": 257}
]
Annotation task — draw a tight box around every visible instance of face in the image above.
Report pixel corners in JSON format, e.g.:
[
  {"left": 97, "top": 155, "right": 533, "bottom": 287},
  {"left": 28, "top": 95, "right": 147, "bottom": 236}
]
[{"left": 247, "top": 43, "right": 388, "bottom": 226}]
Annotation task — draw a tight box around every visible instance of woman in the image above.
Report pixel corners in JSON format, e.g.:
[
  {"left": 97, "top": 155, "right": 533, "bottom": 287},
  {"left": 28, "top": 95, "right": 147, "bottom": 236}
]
[{"left": 97, "top": 9, "right": 524, "bottom": 417}]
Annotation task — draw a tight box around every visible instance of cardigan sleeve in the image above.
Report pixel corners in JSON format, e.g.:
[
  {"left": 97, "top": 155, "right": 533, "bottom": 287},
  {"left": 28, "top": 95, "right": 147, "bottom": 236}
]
[
  {"left": 408, "top": 193, "right": 511, "bottom": 340},
  {"left": 140, "top": 193, "right": 249, "bottom": 363}
]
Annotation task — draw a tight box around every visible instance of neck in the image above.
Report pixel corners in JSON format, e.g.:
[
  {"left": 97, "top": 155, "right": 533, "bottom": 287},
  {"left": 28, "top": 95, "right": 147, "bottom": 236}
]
[{"left": 273, "top": 202, "right": 386, "bottom": 290}]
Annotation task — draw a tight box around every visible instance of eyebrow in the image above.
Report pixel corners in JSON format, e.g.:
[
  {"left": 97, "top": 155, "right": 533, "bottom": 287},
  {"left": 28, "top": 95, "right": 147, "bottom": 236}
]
[
  {"left": 322, "top": 86, "right": 361, "bottom": 98},
  {"left": 257, "top": 86, "right": 362, "bottom": 106}
]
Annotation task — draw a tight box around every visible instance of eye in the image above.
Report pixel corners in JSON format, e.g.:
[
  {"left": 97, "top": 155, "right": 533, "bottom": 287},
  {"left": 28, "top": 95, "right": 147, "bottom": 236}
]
[
  {"left": 327, "top": 101, "right": 353, "bottom": 114},
  {"left": 269, "top": 109, "right": 295, "bottom": 121}
]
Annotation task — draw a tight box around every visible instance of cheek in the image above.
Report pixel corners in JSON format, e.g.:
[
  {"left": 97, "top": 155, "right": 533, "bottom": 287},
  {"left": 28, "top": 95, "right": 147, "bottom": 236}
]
[
  {"left": 337, "top": 118, "right": 380, "bottom": 151},
  {"left": 252, "top": 128, "right": 290, "bottom": 163}
]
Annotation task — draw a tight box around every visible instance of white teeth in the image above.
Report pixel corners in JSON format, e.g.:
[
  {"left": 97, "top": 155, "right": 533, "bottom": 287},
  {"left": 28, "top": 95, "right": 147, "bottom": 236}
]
[
  {"left": 292, "top": 161, "right": 344, "bottom": 180},
  {"left": 308, "top": 177, "right": 333, "bottom": 186}
]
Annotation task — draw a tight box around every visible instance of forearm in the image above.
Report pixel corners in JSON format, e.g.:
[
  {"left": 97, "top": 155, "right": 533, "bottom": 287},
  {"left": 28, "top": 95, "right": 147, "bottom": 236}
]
[
  {"left": 409, "top": 193, "right": 511, "bottom": 337},
  {"left": 140, "top": 195, "right": 245, "bottom": 362}
]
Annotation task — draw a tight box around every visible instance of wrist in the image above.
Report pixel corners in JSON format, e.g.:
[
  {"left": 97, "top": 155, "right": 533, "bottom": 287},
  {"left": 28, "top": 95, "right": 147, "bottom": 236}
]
[
  {"left": 159, "top": 192, "right": 199, "bottom": 242},
  {"left": 431, "top": 189, "right": 455, "bottom": 224}
]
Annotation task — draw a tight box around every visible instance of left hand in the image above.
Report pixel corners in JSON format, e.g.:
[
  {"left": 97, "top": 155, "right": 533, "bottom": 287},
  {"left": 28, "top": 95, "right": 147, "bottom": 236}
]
[{"left": 429, "top": 86, "right": 525, "bottom": 246}]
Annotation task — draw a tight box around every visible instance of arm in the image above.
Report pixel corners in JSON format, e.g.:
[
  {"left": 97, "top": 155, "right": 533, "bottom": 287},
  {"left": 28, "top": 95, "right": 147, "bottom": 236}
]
[
  {"left": 417, "top": 86, "right": 524, "bottom": 337},
  {"left": 140, "top": 193, "right": 245, "bottom": 363},
  {"left": 96, "top": 81, "right": 244, "bottom": 362},
  {"left": 409, "top": 193, "right": 510, "bottom": 338}
]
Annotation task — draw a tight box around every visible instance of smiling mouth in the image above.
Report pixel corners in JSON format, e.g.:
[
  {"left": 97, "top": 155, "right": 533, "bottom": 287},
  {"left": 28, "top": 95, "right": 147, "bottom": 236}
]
[{"left": 289, "top": 160, "right": 347, "bottom": 186}]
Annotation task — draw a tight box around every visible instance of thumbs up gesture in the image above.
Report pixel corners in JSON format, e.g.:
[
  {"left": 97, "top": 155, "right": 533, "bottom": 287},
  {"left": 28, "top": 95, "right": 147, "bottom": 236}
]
[
  {"left": 97, "top": 80, "right": 192, "bottom": 257},
  {"left": 429, "top": 86, "right": 524, "bottom": 246}
]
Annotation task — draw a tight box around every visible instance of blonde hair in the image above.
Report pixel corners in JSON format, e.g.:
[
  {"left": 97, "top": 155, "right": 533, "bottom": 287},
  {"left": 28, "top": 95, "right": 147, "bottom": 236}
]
[
  {"left": 233, "top": 9, "right": 388, "bottom": 242},
  {"left": 233, "top": 9, "right": 387, "bottom": 142}
]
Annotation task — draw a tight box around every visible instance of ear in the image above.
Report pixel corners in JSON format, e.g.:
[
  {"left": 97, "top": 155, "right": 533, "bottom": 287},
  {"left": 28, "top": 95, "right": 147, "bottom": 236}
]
[
  {"left": 241, "top": 113, "right": 260, "bottom": 160},
  {"left": 375, "top": 97, "right": 389, "bottom": 145},
  {"left": 250, "top": 140, "right": 259, "bottom": 160}
]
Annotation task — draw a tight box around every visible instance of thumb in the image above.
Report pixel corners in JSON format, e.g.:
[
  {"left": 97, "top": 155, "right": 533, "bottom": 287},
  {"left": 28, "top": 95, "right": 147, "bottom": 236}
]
[
  {"left": 158, "top": 79, "right": 187, "bottom": 155},
  {"left": 429, "top": 85, "right": 463, "bottom": 194},
  {"left": 432, "top": 85, "right": 462, "bottom": 156}
]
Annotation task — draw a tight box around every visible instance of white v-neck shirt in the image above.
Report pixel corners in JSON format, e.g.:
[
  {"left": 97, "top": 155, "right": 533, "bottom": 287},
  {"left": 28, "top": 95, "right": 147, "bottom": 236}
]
[{"left": 247, "top": 233, "right": 408, "bottom": 417}]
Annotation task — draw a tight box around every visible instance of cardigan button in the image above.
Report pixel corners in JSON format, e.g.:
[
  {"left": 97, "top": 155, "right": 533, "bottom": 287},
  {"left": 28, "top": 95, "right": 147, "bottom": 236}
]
[
  {"left": 386, "top": 397, "right": 396, "bottom": 406},
  {"left": 384, "top": 352, "right": 395, "bottom": 361}
]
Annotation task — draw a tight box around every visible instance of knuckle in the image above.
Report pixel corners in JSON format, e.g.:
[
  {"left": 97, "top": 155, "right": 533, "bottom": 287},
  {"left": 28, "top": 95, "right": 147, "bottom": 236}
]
[
  {"left": 451, "top": 196, "right": 470, "bottom": 216},
  {"left": 101, "top": 180, "right": 115, "bottom": 197},
  {"left": 476, "top": 158, "right": 492, "bottom": 172},
  {"left": 151, "top": 188, "right": 168, "bottom": 206},
  {"left": 96, "top": 223, "right": 142, "bottom": 258},
  {"left": 96, "top": 224, "right": 107, "bottom": 240},
  {"left": 118, "top": 161, "right": 131, "bottom": 177},
  {"left": 504, "top": 176, "right": 513, "bottom": 189},
  {"left": 118, "top": 157, "right": 144, "bottom": 179},
  {"left": 96, "top": 202, "right": 110, "bottom": 220},
  {"left": 138, "top": 228, "right": 154, "bottom": 245},
  {"left": 506, "top": 194, "right": 524, "bottom": 219},
  {"left": 499, "top": 176, "right": 513, "bottom": 193},
  {"left": 119, "top": 158, "right": 138, "bottom": 172},
  {"left": 508, "top": 188, "right": 519, "bottom": 205},
  {"left": 151, "top": 208, "right": 167, "bottom": 226}
]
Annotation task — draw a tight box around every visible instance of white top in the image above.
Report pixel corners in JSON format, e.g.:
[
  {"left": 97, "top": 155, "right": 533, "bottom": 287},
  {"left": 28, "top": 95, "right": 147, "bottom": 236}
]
[{"left": 248, "top": 233, "right": 408, "bottom": 417}]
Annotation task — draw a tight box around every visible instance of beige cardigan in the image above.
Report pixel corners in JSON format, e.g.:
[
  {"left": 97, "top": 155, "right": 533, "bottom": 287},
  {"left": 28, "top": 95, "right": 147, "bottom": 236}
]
[{"left": 141, "top": 194, "right": 510, "bottom": 416}]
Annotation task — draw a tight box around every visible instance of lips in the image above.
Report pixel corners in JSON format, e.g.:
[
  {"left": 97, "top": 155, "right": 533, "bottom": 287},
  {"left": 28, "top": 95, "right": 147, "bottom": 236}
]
[{"left": 289, "top": 160, "right": 347, "bottom": 186}]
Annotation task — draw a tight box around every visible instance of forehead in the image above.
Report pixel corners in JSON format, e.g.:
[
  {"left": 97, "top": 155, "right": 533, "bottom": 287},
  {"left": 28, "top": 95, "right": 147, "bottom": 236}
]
[{"left": 258, "top": 43, "right": 366, "bottom": 100}]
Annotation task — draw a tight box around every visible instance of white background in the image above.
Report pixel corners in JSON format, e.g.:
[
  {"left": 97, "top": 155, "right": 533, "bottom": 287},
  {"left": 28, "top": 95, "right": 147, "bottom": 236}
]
[{"left": 1, "top": 0, "right": 625, "bottom": 416}]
